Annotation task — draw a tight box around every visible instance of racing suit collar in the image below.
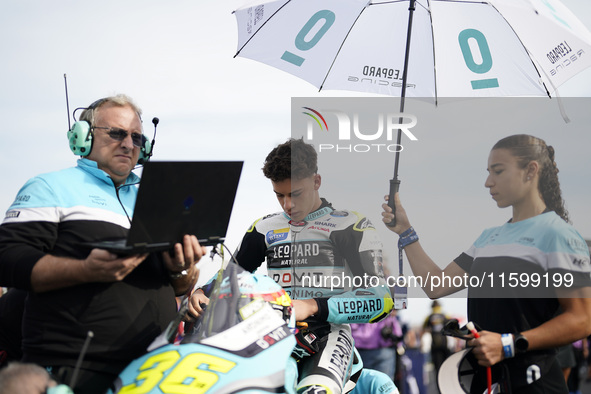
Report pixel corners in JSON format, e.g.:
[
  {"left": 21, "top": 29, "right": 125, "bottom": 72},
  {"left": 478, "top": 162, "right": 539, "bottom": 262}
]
[
  {"left": 77, "top": 158, "right": 140, "bottom": 188},
  {"left": 302, "top": 198, "right": 334, "bottom": 222}
]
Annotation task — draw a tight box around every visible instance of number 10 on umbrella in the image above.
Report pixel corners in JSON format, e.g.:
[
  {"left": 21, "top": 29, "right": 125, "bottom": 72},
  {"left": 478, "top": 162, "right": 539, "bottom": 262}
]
[
  {"left": 459, "top": 29, "right": 499, "bottom": 90},
  {"left": 281, "top": 10, "right": 335, "bottom": 67}
]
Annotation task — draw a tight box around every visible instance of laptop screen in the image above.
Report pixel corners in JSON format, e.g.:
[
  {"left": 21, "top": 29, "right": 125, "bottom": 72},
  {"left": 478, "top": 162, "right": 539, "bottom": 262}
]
[{"left": 127, "top": 161, "right": 243, "bottom": 247}]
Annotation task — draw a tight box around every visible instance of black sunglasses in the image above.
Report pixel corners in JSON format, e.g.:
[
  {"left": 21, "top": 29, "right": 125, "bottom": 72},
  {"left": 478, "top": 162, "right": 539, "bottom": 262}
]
[{"left": 92, "top": 126, "right": 143, "bottom": 148}]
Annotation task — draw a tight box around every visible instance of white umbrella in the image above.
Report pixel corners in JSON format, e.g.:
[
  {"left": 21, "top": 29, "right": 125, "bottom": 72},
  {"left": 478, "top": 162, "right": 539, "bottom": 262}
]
[
  {"left": 234, "top": 0, "right": 591, "bottom": 100},
  {"left": 235, "top": 0, "right": 591, "bottom": 209},
  {"left": 233, "top": 0, "right": 591, "bottom": 311}
]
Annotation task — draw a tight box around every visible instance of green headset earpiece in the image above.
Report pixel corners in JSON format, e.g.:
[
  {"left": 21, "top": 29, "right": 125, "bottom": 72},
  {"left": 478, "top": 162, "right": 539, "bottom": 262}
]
[
  {"left": 67, "top": 119, "right": 94, "bottom": 156},
  {"left": 137, "top": 134, "right": 153, "bottom": 165},
  {"left": 67, "top": 98, "right": 153, "bottom": 163},
  {"left": 67, "top": 98, "right": 104, "bottom": 157}
]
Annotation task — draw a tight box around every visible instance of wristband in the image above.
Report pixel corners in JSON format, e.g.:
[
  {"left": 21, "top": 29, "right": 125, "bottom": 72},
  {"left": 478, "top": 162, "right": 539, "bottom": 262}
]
[
  {"left": 501, "top": 333, "right": 514, "bottom": 359},
  {"left": 169, "top": 269, "right": 188, "bottom": 279},
  {"left": 398, "top": 227, "right": 419, "bottom": 249}
]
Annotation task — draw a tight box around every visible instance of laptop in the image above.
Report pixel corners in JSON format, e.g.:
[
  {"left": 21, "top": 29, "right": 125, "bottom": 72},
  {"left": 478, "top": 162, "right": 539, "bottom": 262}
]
[{"left": 85, "top": 161, "right": 243, "bottom": 255}]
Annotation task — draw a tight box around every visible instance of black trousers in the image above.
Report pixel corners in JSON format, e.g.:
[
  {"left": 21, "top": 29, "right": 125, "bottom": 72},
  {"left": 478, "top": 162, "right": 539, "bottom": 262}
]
[{"left": 48, "top": 365, "right": 117, "bottom": 394}]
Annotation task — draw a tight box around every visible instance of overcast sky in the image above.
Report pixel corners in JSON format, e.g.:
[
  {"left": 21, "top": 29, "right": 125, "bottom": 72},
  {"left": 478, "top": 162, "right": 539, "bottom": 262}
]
[{"left": 1, "top": 0, "right": 590, "bottom": 327}]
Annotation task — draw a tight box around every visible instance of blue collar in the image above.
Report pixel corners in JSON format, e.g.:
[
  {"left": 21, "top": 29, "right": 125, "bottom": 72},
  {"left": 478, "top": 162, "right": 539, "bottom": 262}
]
[{"left": 77, "top": 158, "right": 140, "bottom": 188}]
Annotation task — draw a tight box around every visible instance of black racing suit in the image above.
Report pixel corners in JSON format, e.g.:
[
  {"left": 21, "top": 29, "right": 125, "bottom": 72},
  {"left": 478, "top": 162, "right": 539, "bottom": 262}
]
[{"left": 234, "top": 198, "right": 393, "bottom": 393}]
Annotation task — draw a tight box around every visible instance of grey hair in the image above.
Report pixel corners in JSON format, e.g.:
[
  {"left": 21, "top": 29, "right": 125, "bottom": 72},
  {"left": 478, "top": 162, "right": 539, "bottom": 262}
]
[{"left": 79, "top": 94, "right": 142, "bottom": 127}]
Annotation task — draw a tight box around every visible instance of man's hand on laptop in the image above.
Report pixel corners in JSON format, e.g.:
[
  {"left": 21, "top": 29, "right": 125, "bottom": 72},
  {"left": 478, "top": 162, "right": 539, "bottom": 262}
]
[
  {"left": 83, "top": 249, "right": 148, "bottom": 282},
  {"left": 162, "top": 234, "right": 206, "bottom": 294}
]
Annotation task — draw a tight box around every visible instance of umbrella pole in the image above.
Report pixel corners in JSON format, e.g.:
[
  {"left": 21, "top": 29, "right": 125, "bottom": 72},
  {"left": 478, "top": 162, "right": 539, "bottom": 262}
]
[
  {"left": 387, "top": 0, "right": 416, "bottom": 228},
  {"left": 388, "top": 0, "right": 416, "bottom": 295}
]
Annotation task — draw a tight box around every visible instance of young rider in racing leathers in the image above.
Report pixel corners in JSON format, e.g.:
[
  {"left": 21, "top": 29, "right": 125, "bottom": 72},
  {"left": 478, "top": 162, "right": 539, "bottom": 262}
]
[{"left": 191, "top": 138, "right": 393, "bottom": 393}]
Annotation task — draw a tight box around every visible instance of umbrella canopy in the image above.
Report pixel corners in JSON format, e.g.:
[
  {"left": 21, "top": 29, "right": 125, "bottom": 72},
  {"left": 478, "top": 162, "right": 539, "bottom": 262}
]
[
  {"left": 233, "top": 0, "right": 591, "bottom": 287},
  {"left": 234, "top": 0, "right": 591, "bottom": 100}
]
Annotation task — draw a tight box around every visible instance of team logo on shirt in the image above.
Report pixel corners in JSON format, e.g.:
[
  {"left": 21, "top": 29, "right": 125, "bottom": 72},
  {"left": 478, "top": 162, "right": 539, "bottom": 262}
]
[
  {"left": 330, "top": 210, "right": 348, "bottom": 217},
  {"left": 518, "top": 237, "right": 535, "bottom": 246},
  {"left": 353, "top": 217, "right": 375, "bottom": 231},
  {"left": 5, "top": 211, "right": 20, "bottom": 219},
  {"left": 262, "top": 212, "right": 282, "bottom": 220},
  {"left": 568, "top": 238, "right": 589, "bottom": 253},
  {"left": 266, "top": 228, "right": 289, "bottom": 244},
  {"left": 573, "top": 258, "right": 586, "bottom": 267},
  {"left": 90, "top": 195, "right": 107, "bottom": 206},
  {"left": 15, "top": 195, "right": 30, "bottom": 203},
  {"left": 305, "top": 206, "right": 333, "bottom": 221}
]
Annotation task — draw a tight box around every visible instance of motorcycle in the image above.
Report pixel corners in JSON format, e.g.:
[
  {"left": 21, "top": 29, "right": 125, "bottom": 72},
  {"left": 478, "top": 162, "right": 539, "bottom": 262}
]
[
  {"left": 106, "top": 252, "right": 397, "bottom": 394},
  {"left": 108, "top": 260, "right": 298, "bottom": 394}
]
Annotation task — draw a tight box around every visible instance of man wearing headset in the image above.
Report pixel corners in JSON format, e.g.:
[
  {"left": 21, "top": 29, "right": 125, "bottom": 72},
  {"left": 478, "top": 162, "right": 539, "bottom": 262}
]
[{"left": 0, "top": 95, "right": 206, "bottom": 393}]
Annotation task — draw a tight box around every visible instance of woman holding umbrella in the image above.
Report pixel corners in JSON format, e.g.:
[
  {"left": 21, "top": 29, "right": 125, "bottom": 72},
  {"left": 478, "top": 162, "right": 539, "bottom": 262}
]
[{"left": 382, "top": 134, "right": 591, "bottom": 393}]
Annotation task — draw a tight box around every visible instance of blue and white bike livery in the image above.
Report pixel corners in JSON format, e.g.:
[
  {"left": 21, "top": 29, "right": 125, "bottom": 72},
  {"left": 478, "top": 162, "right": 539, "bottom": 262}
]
[
  {"left": 108, "top": 262, "right": 297, "bottom": 394},
  {"left": 108, "top": 260, "right": 398, "bottom": 394}
]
